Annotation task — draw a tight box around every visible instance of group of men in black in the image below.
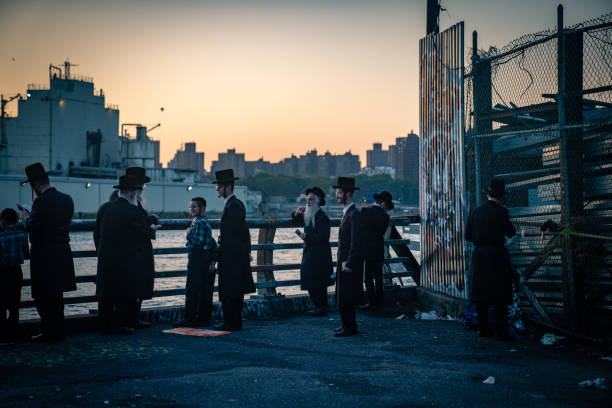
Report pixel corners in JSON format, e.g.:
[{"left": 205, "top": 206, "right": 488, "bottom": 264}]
[
  {"left": 2, "top": 162, "right": 517, "bottom": 342},
  {"left": 291, "top": 177, "right": 393, "bottom": 337}
]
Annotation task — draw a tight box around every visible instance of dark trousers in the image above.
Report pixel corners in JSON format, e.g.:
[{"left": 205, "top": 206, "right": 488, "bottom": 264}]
[
  {"left": 476, "top": 303, "right": 509, "bottom": 335},
  {"left": 364, "top": 259, "right": 384, "bottom": 306},
  {"left": 185, "top": 250, "right": 215, "bottom": 324},
  {"left": 307, "top": 285, "right": 328, "bottom": 311},
  {"left": 340, "top": 306, "right": 357, "bottom": 333},
  {"left": 35, "top": 292, "right": 65, "bottom": 340},
  {"left": 99, "top": 298, "right": 138, "bottom": 332},
  {"left": 221, "top": 297, "right": 244, "bottom": 329},
  {"left": 0, "top": 267, "right": 22, "bottom": 340}
]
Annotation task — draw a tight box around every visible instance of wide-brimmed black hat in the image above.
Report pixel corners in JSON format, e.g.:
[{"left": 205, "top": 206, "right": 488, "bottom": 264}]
[
  {"left": 486, "top": 177, "right": 505, "bottom": 199},
  {"left": 305, "top": 186, "right": 326, "bottom": 206},
  {"left": 113, "top": 175, "right": 142, "bottom": 190},
  {"left": 126, "top": 166, "right": 150, "bottom": 184},
  {"left": 22, "top": 162, "right": 49, "bottom": 186},
  {"left": 333, "top": 177, "right": 360, "bottom": 191},
  {"left": 373, "top": 190, "right": 394, "bottom": 210},
  {"left": 212, "top": 168, "right": 239, "bottom": 184}
]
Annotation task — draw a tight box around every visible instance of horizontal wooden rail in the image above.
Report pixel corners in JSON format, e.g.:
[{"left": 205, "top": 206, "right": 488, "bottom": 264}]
[
  {"left": 67, "top": 215, "right": 420, "bottom": 232},
  {"left": 19, "top": 216, "right": 421, "bottom": 311}
]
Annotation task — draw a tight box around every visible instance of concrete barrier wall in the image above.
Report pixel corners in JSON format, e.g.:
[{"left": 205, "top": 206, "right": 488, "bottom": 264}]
[{"left": 0, "top": 174, "right": 247, "bottom": 215}]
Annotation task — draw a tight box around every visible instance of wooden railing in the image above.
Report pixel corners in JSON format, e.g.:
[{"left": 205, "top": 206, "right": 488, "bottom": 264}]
[{"left": 19, "top": 215, "right": 421, "bottom": 309}]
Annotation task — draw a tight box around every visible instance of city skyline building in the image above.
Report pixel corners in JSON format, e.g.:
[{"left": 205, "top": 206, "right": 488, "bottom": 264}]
[{"left": 167, "top": 142, "right": 205, "bottom": 175}]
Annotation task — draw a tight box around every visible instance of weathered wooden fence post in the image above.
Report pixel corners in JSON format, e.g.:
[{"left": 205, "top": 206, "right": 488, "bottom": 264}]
[{"left": 256, "top": 226, "right": 277, "bottom": 297}]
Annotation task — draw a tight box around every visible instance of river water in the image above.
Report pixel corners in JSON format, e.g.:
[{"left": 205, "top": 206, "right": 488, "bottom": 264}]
[{"left": 19, "top": 226, "right": 420, "bottom": 320}]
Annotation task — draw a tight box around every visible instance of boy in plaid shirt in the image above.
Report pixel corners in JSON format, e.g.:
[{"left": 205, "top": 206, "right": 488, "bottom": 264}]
[{"left": 0, "top": 208, "right": 29, "bottom": 341}]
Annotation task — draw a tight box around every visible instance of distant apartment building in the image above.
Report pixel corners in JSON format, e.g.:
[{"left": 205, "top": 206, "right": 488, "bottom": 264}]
[
  {"left": 167, "top": 142, "right": 205, "bottom": 174},
  {"left": 211, "top": 148, "right": 246, "bottom": 178},
  {"left": 366, "top": 143, "right": 390, "bottom": 169},
  {"left": 393, "top": 131, "right": 419, "bottom": 182}
]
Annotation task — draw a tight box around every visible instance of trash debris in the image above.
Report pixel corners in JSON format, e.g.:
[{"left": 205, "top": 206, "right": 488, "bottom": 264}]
[
  {"left": 414, "top": 310, "right": 454, "bottom": 320},
  {"left": 508, "top": 349, "right": 518, "bottom": 353},
  {"left": 540, "top": 333, "right": 561, "bottom": 345},
  {"left": 104, "top": 401, "right": 110, "bottom": 405},
  {"left": 600, "top": 356, "right": 612, "bottom": 362},
  {"left": 395, "top": 314, "right": 408, "bottom": 320},
  {"left": 483, "top": 376, "right": 496, "bottom": 384},
  {"left": 578, "top": 378, "right": 607, "bottom": 390},
  {"left": 75, "top": 395, "right": 82, "bottom": 399},
  {"left": 415, "top": 310, "right": 440, "bottom": 320}
]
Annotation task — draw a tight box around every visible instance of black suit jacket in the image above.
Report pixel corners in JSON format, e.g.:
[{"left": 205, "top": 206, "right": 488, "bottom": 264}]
[
  {"left": 26, "top": 187, "right": 76, "bottom": 298},
  {"left": 465, "top": 200, "right": 516, "bottom": 304},
  {"left": 218, "top": 195, "right": 255, "bottom": 301},
  {"left": 95, "top": 197, "right": 148, "bottom": 299},
  {"left": 336, "top": 204, "right": 365, "bottom": 307},
  {"left": 360, "top": 205, "right": 390, "bottom": 262}
]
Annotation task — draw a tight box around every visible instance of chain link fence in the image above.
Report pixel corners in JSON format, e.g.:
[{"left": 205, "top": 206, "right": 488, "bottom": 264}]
[{"left": 464, "top": 8, "right": 612, "bottom": 334}]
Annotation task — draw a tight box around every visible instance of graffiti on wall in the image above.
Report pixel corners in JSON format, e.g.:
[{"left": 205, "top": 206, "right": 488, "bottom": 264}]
[{"left": 419, "top": 22, "right": 469, "bottom": 299}]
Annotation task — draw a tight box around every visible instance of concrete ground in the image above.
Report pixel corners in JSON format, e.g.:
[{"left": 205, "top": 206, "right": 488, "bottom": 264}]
[{"left": 1, "top": 309, "right": 611, "bottom": 408}]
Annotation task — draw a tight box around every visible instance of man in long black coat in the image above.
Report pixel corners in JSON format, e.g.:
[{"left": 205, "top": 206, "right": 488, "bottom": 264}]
[
  {"left": 213, "top": 169, "right": 255, "bottom": 331},
  {"left": 95, "top": 175, "right": 149, "bottom": 334},
  {"left": 465, "top": 177, "right": 516, "bottom": 340},
  {"left": 126, "top": 167, "right": 159, "bottom": 328},
  {"left": 361, "top": 191, "right": 392, "bottom": 310},
  {"left": 334, "top": 177, "right": 365, "bottom": 337},
  {"left": 292, "top": 187, "right": 333, "bottom": 316},
  {"left": 21, "top": 163, "right": 76, "bottom": 342}
]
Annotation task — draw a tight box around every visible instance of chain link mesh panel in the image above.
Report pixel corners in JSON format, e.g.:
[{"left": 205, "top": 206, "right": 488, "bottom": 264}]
[{"left": 464, "top": 12, "right": 612, "bottom": 331}]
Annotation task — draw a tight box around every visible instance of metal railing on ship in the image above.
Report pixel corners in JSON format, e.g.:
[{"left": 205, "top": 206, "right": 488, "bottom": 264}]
[{"left": 18, "top": 215, "right": 421, "bottom": 309}]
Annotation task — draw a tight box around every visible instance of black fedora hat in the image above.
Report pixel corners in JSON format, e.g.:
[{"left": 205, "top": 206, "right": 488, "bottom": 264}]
[
  {"left": 333, "top": 177, "right": 360, "bottom": 191},
  {"left": 212, "top": 168, "right": 239, "bottom": 184},
  {"left": 22, "top": 162, "right": 49, "bottom": 186},
  {"left": 305, "top": 186, "right": 326, "bottom": 206},
  {"left": 486, "top": 177, "right": 505, "bottom": 199},
  {"left": 126, "top": 167, "right": 150, "bottom": 184},
  {"left": 373, "top": 190, "right": 394, "bottom": 210},
  {"left": 113, "top": 175, "right": 143, "bottom": 190}
]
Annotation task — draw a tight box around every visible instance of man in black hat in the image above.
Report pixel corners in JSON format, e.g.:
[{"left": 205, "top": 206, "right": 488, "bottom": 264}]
[
  {"left": 125, "top": 167, "right": 159, "bottom": 329},
  {"left": 20, "top": 162, "right": 76, "bottom": 342},
  {"left": 465, "top": 177, "right": 516, "bottom": 340},
  {"left": 360, "top": 191, "right": 393, "bottom": 310},
  {"left": 333, "top": 177, "right": 365, "bottom": 337},
  {"left": 95, "top": 175, "right": 150, "bottom": 334},
  {"left": 212, "top": 169, "right": 255, "bottom": 331},
  {"left": 292, "top": 187, "right": 333, "bottom": 316}
]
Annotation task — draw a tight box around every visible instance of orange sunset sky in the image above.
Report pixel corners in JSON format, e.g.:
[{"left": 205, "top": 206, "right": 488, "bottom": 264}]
[{"left": 1, "top": 0, "right": 609, "bottom": 169}]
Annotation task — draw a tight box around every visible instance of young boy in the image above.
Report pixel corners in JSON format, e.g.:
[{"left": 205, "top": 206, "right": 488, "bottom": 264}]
[{"left": 0, "top": 208, "right": 29, "bottom": 341}]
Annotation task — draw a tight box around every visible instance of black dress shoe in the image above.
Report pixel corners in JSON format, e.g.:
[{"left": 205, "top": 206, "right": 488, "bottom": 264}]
[
  {"left": 135, "top": 320, "right": 151, "bottom": 329},
  {"left": 495, "top": 332, "right": 516, "bottom": 341},
  {"left": 307, "top": 308, "right": 327, "bottom": 317},
  {"left": 196, "top": 320, "right": 211, "bottom": 327},
  {"left": 31, "top": 334, "right": 63, "bottom": 343},
  {"left": 214, "top": 323, "right": 240, "bottom": 331},
  {"left": 334, "top": 327, "right": 344, "bottom": 333},
  {"left": 334, "top": 329, "right": 358, "bottom": 337},
  {"left": 112, "top": 327, "right": 135, "bottom": 335},
  {"left": 477, "top": 329, "right": 494, "bottom": 338}
]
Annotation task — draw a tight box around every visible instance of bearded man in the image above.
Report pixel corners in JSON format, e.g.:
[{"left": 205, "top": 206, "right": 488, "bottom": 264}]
[{"left": 292, "top": 187, "right": 333, "bottom": 316}]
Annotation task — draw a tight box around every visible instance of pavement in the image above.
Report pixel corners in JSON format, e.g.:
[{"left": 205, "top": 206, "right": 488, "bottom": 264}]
[{"left": 1, "top": 308, "right": 611, "bottom": 408}]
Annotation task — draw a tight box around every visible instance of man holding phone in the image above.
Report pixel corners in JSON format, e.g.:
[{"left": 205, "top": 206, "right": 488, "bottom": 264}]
[
  {"left": 20, "top": 163, "right": 76, "bottom": 342},
  {"left": 291, "top": 187, "right": 333, "bottom": 316}
]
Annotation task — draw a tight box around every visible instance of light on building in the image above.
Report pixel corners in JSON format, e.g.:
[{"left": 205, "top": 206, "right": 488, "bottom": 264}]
[
  {"left": 186, "top": 185, "right": 193, "bottom": 191},
  {"left": 58, "top": 98, "right": 65, "bottom": 107},
  {"left": 85, "top": 182, "right": 92, "bottom": 188},
  {"left": 27, "top": 93, "right": 31, "bottom": 98}
]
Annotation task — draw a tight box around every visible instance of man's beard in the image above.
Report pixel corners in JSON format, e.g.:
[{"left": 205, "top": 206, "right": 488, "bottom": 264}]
[{"left": 304, "top": 204, "right": 320, "bottom": 227}]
